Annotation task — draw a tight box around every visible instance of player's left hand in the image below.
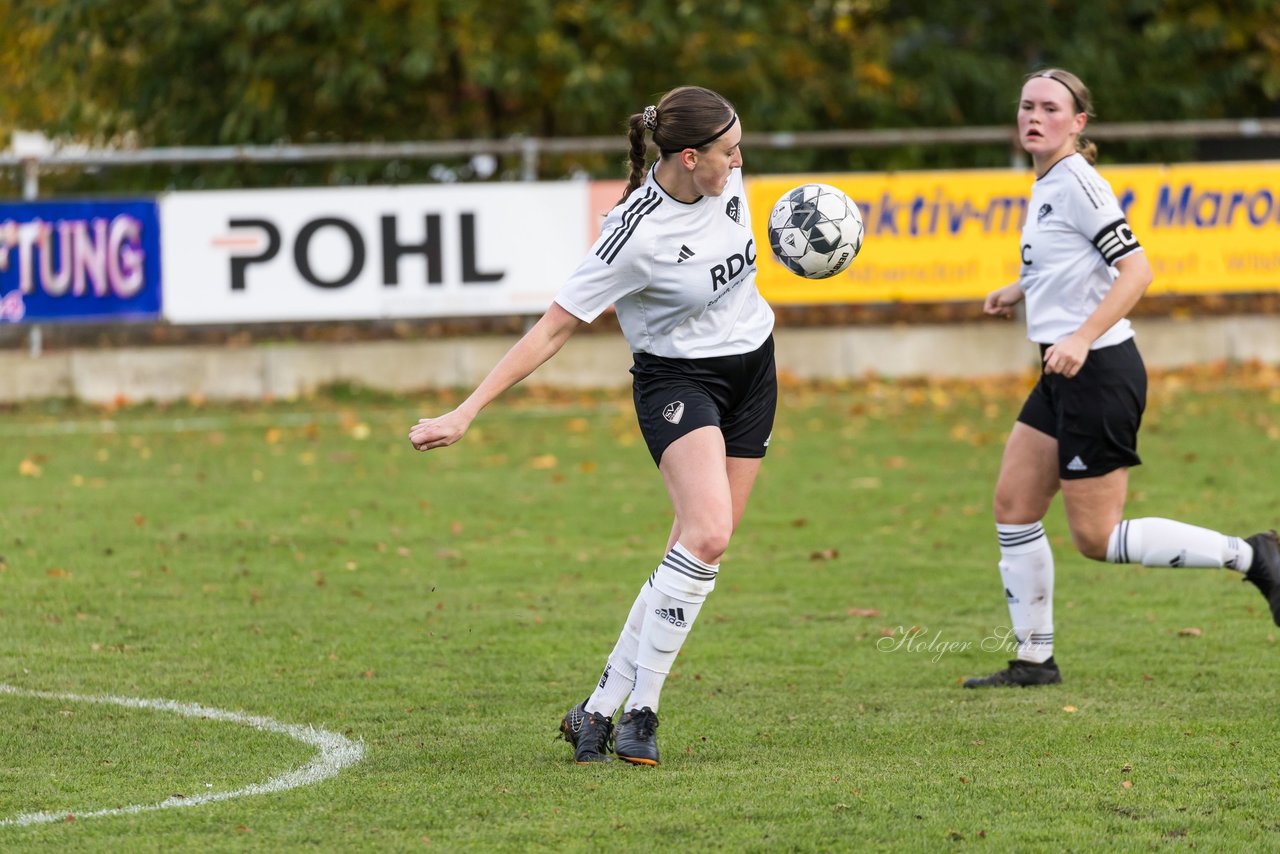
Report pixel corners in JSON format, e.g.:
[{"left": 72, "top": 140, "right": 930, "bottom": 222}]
[
  {"left": 409, "top": 409, "right": 473, "bottom": 451},
  {"left": 1042, "top": 334, "right": 1089, "bottom": 378}
]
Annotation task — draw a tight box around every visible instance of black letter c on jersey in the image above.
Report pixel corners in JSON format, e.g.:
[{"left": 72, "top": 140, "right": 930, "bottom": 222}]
[{"left": 1021, "top": 243, "right": 1032, "bottom": 266}]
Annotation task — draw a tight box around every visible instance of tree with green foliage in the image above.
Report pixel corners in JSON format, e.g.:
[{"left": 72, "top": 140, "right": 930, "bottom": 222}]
[{"left": 1, "top": 0, "right": 1276, "bottom": 190}]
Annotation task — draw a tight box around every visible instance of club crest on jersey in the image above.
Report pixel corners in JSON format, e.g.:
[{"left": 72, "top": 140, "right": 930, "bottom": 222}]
[
  {"left": 725, "top": 196, "right": 743, "bottom": 224},
  {"left": 662, "top": 401, "right": 685, "bottom": 424},
  {"left": 1037, "top": 203, "right": 1053, "bottom": 222}
]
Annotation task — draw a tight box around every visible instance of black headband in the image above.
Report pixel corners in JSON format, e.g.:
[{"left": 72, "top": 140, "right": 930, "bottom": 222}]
[
  {"left": 660, "top": 113, "right": 738, "bottom": 155},
  {"left": 1039, "top": 72, "right": 1084, "bottom": 114}
]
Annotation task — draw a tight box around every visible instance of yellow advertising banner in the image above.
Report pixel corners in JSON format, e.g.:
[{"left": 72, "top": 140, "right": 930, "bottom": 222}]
[{"left": 747, "top": 162, "right": 1280, "bottom": 304}]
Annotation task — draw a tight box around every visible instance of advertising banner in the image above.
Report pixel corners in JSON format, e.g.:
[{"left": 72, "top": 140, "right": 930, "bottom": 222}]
[
  {"left": 746, "top": 161, "right": 1280, "bottom": 304},
  {"left": 161, "top": 182, "right": 588, "bottom": 324},
  {"left": 0, "top": 200, "right": 162, "bottom": 323}
]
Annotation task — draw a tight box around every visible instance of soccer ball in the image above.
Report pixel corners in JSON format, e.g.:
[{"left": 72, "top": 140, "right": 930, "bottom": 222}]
[{"left": 767, "top": 183, "right": 864, "bottom": 279}]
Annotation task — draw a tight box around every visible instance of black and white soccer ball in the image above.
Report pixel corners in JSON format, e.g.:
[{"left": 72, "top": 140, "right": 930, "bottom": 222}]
[{"left": 767, "top": 183, "right": 864, "bottom": 279}]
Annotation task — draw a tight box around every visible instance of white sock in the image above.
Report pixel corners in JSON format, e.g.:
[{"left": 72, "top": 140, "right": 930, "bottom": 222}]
[
  {"left": 997, "top": 522, "right": 1055, "bottom": 664},
  {"left": 584, "top": 583, "right": 646, "bottom": 718},
  {"left": 628, "top": 543, "right": 718, "bottom": 713},
  {"left": 1107, "top": 518, "right": 1253, "bottom": 573}
]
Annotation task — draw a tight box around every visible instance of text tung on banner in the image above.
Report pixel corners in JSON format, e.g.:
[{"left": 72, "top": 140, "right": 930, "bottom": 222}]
[{"left": 0, "top": 200, "right": 163, "bottom": 323}]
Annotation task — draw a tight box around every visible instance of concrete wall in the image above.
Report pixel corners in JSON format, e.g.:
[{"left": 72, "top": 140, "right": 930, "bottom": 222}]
[{"left": 1, "top": 315, "right": 1277, "bottom": 404}]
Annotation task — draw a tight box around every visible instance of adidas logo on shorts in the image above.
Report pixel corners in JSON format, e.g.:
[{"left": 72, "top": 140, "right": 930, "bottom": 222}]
[{"left": 1066, "top": 456, "right": 1088, "bottom": 472}]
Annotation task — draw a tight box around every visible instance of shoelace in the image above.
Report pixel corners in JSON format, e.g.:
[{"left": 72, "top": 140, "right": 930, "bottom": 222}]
[
  {"left": 625, "top": 709, "right": 658, "bottom": 740},
  {"left": 581, "top": 716, "right": 613, "bottom": 754}
]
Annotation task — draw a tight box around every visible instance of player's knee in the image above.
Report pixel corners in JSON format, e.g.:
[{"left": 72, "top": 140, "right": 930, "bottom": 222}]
[
  {"left": 680, "top": 528, "right": 731, "bottom": 565},
  {"left": 1071, "top": 528, "right": 1110, "bottom": 561},
  {"left": 993, "top": 491, "right": 1049, "bottom": 525}
]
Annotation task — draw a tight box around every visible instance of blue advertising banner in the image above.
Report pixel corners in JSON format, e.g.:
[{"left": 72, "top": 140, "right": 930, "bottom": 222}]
[{"left": 0, "top": 200, "right": 162, "bottom": 322}]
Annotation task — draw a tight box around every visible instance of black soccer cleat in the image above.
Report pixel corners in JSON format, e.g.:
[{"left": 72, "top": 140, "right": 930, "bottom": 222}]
[
  {"left": 1243, "top": 530, "right": 1280, "bottom": 626},
  {"left": 613, "top": 706, "right": 660, "bottom": 766},
  {"left": 963, "top": 657, "right": 1062, "bottom": 688},
  {"left": 559, "top": 700, "right": 614, "bottom": 764}
]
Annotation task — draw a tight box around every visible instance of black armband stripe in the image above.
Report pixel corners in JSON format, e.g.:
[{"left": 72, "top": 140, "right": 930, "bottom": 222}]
[{"left": 1092, "top": 218, "right": 1141, "bottom": 265}]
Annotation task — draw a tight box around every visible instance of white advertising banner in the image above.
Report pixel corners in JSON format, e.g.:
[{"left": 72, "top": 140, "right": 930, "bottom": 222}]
[{"left": 160, "top": 182, "right": 589, "bottom": 323}]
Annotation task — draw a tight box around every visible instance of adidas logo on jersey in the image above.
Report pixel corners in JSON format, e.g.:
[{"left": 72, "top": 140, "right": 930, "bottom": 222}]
[
  {"left": 677, "top": 244, "right": 695, "bottom": 263},
  {"left": 1066, "top": 456, "right": 1088, "bottom": 472},
  {"left": 662, "top": 401, "right": 685, "bottom": 424}
]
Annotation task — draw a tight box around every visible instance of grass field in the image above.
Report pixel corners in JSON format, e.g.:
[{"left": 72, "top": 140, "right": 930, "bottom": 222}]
[{"left": 2, "top": 363, "right": 1279, "bottom": 851}]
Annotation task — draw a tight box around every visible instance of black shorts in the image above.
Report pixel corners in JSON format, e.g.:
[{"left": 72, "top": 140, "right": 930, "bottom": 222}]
[
  {"left": 1017, "top": 337, "right": 1147, "bottom": 479},
  {"left": 631, "top": 335, "right": 778, "bottom": 466}
]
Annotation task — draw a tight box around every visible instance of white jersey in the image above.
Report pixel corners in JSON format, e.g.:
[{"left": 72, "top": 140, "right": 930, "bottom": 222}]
[
  {"left": 554, "top": 167, "right": 775, "bottom": 359},
  {"left": 1018, "top": 153, "right": 1143, "bottom": 348}
]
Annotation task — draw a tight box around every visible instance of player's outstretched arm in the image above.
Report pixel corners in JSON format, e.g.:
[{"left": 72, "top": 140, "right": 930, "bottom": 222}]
[
  {"left": 983, "top": 282, "right": 1024, "bottom": 318},
  {"left": 409, "top": 302, "right": 584, "bottom": 451}
]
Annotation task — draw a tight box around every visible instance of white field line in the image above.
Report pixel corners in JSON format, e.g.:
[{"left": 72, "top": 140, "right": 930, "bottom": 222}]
[
  {"left": 0, "top": 683, "right": 365, "bottom": 828},
  {"left": 0, "top": 403, "right": 625, "bottom": 438},
  {"left": 0, "top": 412, "right": 345, "bottom": 437}
]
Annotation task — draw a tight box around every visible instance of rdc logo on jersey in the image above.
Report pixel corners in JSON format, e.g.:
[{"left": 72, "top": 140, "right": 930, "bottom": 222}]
[
  {"left": 662, "top": 401, "right": 685, "bottom": 424},
  {"left": 725, "top": 196, "right": 743, "bottom": 224}
]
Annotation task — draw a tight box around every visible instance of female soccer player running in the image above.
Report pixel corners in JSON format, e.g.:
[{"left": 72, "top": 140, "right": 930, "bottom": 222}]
[
  {"left": 410, "top": 86, "right": 775, "bottom": 762},
  {"left": 964, "top": 68, "right": 1280, "bottom": 688}
]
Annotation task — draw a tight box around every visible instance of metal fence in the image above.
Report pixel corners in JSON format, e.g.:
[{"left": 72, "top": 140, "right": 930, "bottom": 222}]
[{"left": 3, "top": 118, "right": 1278, "bottom": 200}]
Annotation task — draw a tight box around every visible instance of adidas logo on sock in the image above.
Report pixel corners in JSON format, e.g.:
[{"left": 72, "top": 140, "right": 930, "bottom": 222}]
[
  {"left": 1005, "top": 587, "right": 1020, "bottom": 604},
  {"left": 1066, "top": 456, "right": 1088, "bottom": 472},
  {"left": 655, "top": 607, "right": 688, "bottom": 628},
  {"left": 677, "top": 244, "right": 695, "bottom": 263}
]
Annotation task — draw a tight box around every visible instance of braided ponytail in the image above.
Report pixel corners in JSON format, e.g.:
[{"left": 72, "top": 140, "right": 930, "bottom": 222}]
[{"left": 618, "top": 113, "right": 650, "bottom": 205}]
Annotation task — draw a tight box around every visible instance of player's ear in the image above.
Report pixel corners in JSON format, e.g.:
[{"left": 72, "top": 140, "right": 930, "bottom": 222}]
[{"left": 678, "top": 148, "right": 699, "bottom": 171}]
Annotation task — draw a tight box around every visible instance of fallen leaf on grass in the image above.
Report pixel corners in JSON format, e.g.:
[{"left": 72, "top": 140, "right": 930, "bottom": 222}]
[
  {"left": 1121, "top": 780, "right": 1133, "bottom": 789},
  {"left": 1062, "top": 705, "right": 1078, "bottom": 713},
  {"left": 527, "top": 454, "right": 558, "bottom": 469},
  {"left": 18, "top": 458, "right": 42, "bottom": 477},
  {"left": 1178, "top": 627, "right": 1202, "bottom": 637},
  {"left": 847, "top": 608, "right": 881, "bottom": 618},
  {"left": 809, "top": 548, "right": 839, "bottom": 561}
]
